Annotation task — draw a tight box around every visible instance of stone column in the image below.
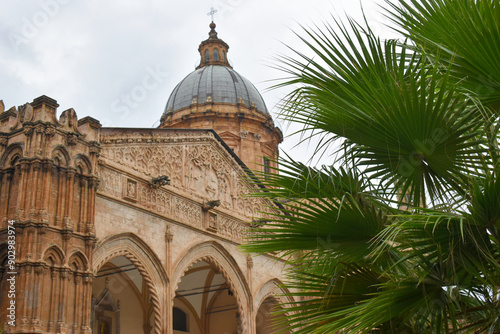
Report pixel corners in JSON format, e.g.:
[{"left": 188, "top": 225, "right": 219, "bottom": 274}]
[
  {"left": 246, "top": 255, "right": 256, "bottom": 334},
  {"left": 19, "top": 265, "right": 31, "bottom": 330},
  {"left": 55, "top": 169, "right": 66, "bottom": 227},
  {"left": 57, "top": 269, "right": 70, "bottom": 332},
  {"left": 81, "top": 275, "right": 93, "bottom": 334},
  {"left": 31, "top": 161, "right": 41, "bottom": 214},
  {"left": 48, "top": 268, "right": 58, "bottom": 332},
  {"left": 31, "top": 265, "right": 45, "bottom": 331},
  {"left": 16, "top": 163, "right": 29, "bottom": 220},
  {"left": 78, "top": 176, "right": 88, "bottom": 233},
  {"left": 165, "top": 229, "right": 173, "bottom": 334},
  {"left": 41, "top": 162, "right": 52, "bottom": 221},
  {"left": 63, "top": 169, "right": 75, "bottom": 229},
  {"left": 86, "top": 177, "right": 98, "bottom": 235},
  {"left": 0, "top": 170, "right": 12, "bottom": 221},
  {"left": 73, "top": 273, "right": 81, "bottom": 332}
]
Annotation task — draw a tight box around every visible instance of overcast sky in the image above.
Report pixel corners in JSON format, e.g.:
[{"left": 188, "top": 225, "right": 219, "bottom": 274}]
[{"left": 0, "top": 0, "right": 398, "bottom": 164}]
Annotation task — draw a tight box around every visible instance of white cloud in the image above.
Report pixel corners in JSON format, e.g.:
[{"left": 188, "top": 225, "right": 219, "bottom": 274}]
[{"left": 0, "top": 0, "right": 399, "bottom": 165}]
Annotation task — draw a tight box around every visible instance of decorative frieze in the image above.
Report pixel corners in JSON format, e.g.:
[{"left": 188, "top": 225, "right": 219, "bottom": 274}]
[
  {"left": 97, "top": 132, "right": 274, "bottom": 242},
  {"left": 98, "top": 167, "right": 121, "bottom": 198},
  {"left": 171, "top": 196, "right": 202, "bottom": 229},
  {"left": 138, "top": 181, "right": 172, "bottom": 217},
  {"left": 101, "top": 145, "right": 184, "bottom": 187},
  {"left": 98, "top": 165, "right": 253, "bottom": 242},
  {"left": 217, "top": 214, "right": 248, "bottom": 242}
]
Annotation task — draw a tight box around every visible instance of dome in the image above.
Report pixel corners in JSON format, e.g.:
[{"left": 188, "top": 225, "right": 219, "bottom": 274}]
[
  {"left": 164, "top": 65, "right": 269, "bottom": 116},
  {"left": 159, "top": 21, "right": 282, "bottom": 174}
]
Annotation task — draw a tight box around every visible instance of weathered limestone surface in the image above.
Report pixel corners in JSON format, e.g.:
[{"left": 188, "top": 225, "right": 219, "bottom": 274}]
[{"left": 0, "top": 96, "right": 289, "bottom": 334}]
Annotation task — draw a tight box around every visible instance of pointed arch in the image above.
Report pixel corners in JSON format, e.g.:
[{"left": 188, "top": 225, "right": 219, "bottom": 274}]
[
  {"left": 67, "top": 250, "right": 88, "bottom": 272},
  {"left": 51, "top": 145, "right": 71, "bottom": 167},
  {"left": 92, "top": 233, "right": 168, "bottom": 334},
  {"left": 0, "top": 143, "right": 24, "bottom": 168},
  {"left": 172, "top": 241, "right": 252, "bottom": 332},
  {"left": 255, "top": 279, "right": 294, "bottom": 334},
  {"left": 42, "top": 244, "right": 66, "bottom": 267},
  {"left": 254, "top": 278, "right": 294, "bottom": 311},
  {"left": 74, "top": 154, "right": 92, "bottom": 175}
]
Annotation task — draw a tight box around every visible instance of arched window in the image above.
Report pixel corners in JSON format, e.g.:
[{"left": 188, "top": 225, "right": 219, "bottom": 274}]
[
  {"left": 173, "top": 307, "right": 188, "bottom": 332},
  {"left": 222, "top": 50, "right": 226, "bottom": 61},
  {"left": 205, "top": 50, "right": 209, "bottom": 62},
  {"left": 213, "top": 49, "right": 219, "bottom": 61},
  {"left": 263, "top": 157, "right": 271, "bottom": 178}
]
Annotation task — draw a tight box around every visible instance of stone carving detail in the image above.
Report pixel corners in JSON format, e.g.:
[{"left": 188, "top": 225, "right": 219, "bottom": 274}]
[
  {"left": 171, "top": 197, "right": 202, "bottom": 228},
  {"left": 66, "top": 133, "right": 78, "bottom": 146},
  {"left": 185, "top": 145, "right": 232, "bottom": 201},
  {"left": 102, "top": 145, "right": 183, "bottom": 187},
  {"left": 218, "top": 172, "right": 232, "bottom": 209},
  {"left": 217, "top": 215, "right": 247, "bottom": 242},
  {"left": 138, "top": 182, "right": 171, "bottom": 217},
  {"left": 124, "top": 178, "right": 137, "bottom": 202},
  {"left": 233, "top": 179, "right": 265, "bottom": 220},
  {"left": 98, "top": 165, "right": 258, "bottom": 242},
  {"left": 98, "top": 136, "right": 274, "bottom": 232},
  {"left": 208, "top": 212, "right": 217, "bottom": 231},
  {"left": 98, "top": 166, "right": 121, "bottom": 198}
]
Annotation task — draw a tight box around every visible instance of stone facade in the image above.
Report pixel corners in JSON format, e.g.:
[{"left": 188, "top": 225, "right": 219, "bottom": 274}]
[
  {"left": 0, "top": 96, "right": 100, "bottom": 333},
  {"left": 0, "top": 95, "right": 290, "bottom": 334},
  {"left": 0, "top": 22, "right": 290, "bottom": 334}
]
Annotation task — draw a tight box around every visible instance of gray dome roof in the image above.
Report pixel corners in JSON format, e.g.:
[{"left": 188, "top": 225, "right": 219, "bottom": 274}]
[{"left": 164, "top": 65, "right": 269, "bottom": 115}]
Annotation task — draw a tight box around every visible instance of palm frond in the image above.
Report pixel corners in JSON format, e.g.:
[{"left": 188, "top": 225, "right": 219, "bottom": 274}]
[
  {"left": 385, "top": 0, "right": 500, "bottom": 109},
  {"left": 273, "top": 17, "right": 489, "bottom": 207}
]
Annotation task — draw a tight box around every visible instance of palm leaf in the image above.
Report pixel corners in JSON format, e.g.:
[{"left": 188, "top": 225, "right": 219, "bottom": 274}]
[
  {"left": 273, "top": 17, "right": 488, "bottom": 207},
  {"left": 385, "top": 0, "right": 500, "bottom": 110}
]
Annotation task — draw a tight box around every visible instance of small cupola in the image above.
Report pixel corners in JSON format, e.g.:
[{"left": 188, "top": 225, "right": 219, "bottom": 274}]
[{"left": 196, "top": 22, "right": 231, "bottom": 69}]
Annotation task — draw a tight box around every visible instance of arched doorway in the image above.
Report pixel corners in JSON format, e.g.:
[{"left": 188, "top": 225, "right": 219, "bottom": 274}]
[
  {"left": 254, "top": 279, "right": 292, "bottom": 334},
  {"left": 92, "top": 255, "right": 153, "bottom": 334},
  {"left": 255, "top": 297, "right": 290, "bottom": 334},
  {"left": 174, "top": 260, "right": 240, "bottom": 333},
  {"left": 172, "top": 241, "right": 251, "bottom": 333},
  {"left": 92, "top": 233, "right": 167, "bottom": 334}
]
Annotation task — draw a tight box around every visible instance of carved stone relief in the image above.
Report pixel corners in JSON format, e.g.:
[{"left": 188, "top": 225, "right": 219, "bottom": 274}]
[
  {"left": 97, "top": 135, "right": 274, "bottom": 242},
  {"left": 102, "top": 145, "right": 183, "bottom": 188},
  {"left": 171, "top": 196, "right": 202, "bottom": 229},
  {"left": 185, "top": 145, "right": 233, "bottom": 201},
  {"left": 207, "top": 212, "right": 217, "bottom": 231},
  {"left": 98, "top": 167, "right": 121, "bottom": 198},
  {"left": 217, "top": 214, "right": 248, "bottom": 243},
  {"left": 137, "top": 182, "right": 171, "bottom": 217},
  {"left": 217, "top": 172, "right": 232, "bottom": 209},
  {"left": 123, "top": 178, "right": 137, "bottom": 202}
]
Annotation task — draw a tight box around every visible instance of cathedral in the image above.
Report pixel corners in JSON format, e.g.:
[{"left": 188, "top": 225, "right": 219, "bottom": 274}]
[{"left": 0, "top": 21, "right": 291, "bottom": 334}]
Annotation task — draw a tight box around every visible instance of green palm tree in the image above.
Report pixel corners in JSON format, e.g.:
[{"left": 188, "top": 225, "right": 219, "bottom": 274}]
[{"left": 243, "top": 0, "right": 500, "bottom": 333}]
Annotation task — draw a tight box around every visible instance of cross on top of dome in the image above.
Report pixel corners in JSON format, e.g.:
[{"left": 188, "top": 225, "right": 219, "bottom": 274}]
[{"left": 207, "top": 7, "right": 217, "bottom": 22}]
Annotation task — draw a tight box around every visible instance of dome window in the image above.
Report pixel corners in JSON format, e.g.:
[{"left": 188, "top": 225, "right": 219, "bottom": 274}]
[
  {"left": 214, "top": 49, "right": 219, "bottom": 61},
  {"left": 263, "top": 157, "right": 271, "bottom": 177},
  {"left": 205, "top": 50, "right": 209, "bottom": 62},
  {"left": 222, "top": 50, "right": 226, "bottom": 61}
]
